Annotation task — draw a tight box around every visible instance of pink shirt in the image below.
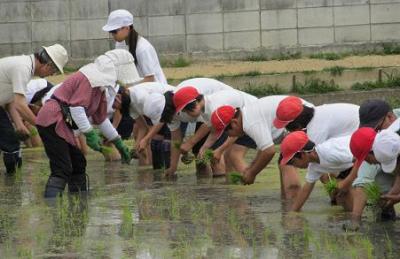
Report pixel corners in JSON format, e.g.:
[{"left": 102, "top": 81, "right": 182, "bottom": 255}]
[{"left": 36, "top": 72, "right": 107, "bottom": 146}]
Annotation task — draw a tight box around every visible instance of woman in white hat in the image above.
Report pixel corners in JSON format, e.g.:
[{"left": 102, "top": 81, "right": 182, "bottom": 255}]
[
  {"left": 0, "top": 44, "right": 68, "bottom": 174},
  {"left": 36, "top": 49, "right": 140, "bottom": 198},
  {"left": 103, "top": 9, "right": 169, "bottom": 167},
  {"left": 103, "top": 9, "right": 166, "bottom": 84}
]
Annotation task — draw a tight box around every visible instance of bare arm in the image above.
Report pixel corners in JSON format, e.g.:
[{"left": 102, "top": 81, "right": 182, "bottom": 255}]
[
  {"left": 338, "top": 166, "right": 359, "bottom": 190},
  {"left": 13, "top": 94, "right": 36, "bottom": 126},
  {"left": 291, "top": 182, "right": 315, "bottom": 212},
  {"left": 243, "top": 146, "right": 275, "bottom": 184},
  {"left": 165, "top": 129, "right": 182, "bottom": 176},
  {"left": 112, "top": 109, "right": 122, "bottom": 128},
  {"left": 138, "top": 123, "right": 165, "bottom": 152},
  {"left": 180, "top": 123, "right": 210, "bottom": 153},
  {"left": 5, "top": 102, "right": 29, "bottom": 135}
]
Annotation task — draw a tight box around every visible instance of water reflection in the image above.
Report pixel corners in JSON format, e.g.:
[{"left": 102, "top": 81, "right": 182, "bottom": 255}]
[{"left": 0, "top": 150, "right": 399, "bottom": 258}]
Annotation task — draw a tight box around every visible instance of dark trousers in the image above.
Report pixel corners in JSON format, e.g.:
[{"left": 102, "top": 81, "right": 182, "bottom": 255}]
[
  {"left": 37, "top": 124, "right": 87, "bottom": 197},
  {"left": 0, "top": 107, "right": 21, "bottom": 174}
]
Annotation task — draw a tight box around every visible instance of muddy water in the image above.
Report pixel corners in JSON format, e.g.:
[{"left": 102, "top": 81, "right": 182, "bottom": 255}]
[{"left": 0, "top": 148, "right": 399, "bottom": 258}]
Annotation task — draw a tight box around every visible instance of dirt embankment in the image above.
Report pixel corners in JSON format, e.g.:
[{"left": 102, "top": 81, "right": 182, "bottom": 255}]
[{"left": 48, "top": 55, "right": 400, "bottom": 84}]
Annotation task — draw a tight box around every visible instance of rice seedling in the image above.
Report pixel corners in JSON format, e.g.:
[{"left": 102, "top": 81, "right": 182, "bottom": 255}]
[
  {"left": 120, "top": 204, "right": 134, "bottom": 238},
  {"left": 30, "top": 127, "right": 39, "bottom": 137},
  {"left": 100, "top": 145, "right": 113, "bottom": 155},
  {"left": 181, "top": 152, "right": 195, "bottom": 164},
  {"left": 195, "top": 149, "right": 214, "bottom": 165},
  {"left": 324, "top": 175, "right": 338, "bottom": 196},
  {"left": 228, "top": 172, "right": 244, "bottom": 185},
  {"left": 173, "top": 141, "right": 182, "bottom": 149},
  {"left": 364, "top": 182, "right": 381, "bottom": 206},
  {"left": 129, "top": 148, "right": 139, "bottom": 159}
]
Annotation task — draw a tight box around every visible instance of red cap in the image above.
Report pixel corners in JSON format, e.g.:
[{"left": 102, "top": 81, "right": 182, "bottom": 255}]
[
  {"left": 350, "top": 127, "right": 377, "bottom": 168},
  {"left": 274, "top": 96, "right": 304, "bottom": 129},
  {"left": 280, "top": 131, "right": 309, "bottom": 166},
  {"left": 211, "top": 105, "right": 236, "bottom": 138},
  {"left": 173, "top": 86, "right": 199, "bottom": 113}
]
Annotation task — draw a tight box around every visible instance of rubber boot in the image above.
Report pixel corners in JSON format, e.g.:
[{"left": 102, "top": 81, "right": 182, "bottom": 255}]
[
  {"left": 3, "top": 151, "right": 22, "bottom": 175},
  {"left": 162, "top": 140, "right": 171, "bottom": 169},
  {"left": 151, "top": 139, "right": 164, "bottom": 169},
  {"left": 68, "top": 174, "right": 87, "bottom": 193},
  {"left": 44, "top": 176, "right": 67, "bottom": 198}
]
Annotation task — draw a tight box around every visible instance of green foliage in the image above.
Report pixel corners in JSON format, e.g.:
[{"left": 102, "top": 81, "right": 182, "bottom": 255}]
[
  {"left": 323, "top": 66, "right": 345, "bottom": 76},
  {"left": 195, "top": 149, "right": 214, "bottom": 165},
  {"left": 181, "top": 152, "right": 195, "bottom": 165},
  {"left": 100, "top": 145, "right": 114, "bottom": 155},
  {"left": 228, "top": 172, "right": 244, "bottom": 185},
  {"left": 364, "top": 182, "right": 381, "bottom": 206},
  {"left": 293, "top": 78, "right": 341, "bottom": 94},
  {"left": 382, "top": 43, "right": 400, "bottom": 55},
  {"left": 351, "top": 71, "right": 400, "bottom": 90},
  {"left": 244, "top": 51, "right": 301, "bottom": 62},
  {"left": 161, "top": 56, "right": 191, "bottom": 68},
  {"left": 309, "top": 52, "right": 343, "bottom": 60},
  {"left": 242, "top": 84, "right": 287, "bottom": 97},
  {"left": 324, "top": 175, "right": 338, "bottom": 196}
]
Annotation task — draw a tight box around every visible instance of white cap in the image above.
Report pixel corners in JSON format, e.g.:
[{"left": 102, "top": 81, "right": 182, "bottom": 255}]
[
  {"left": 25, "top": 79, "right": 48, "bottom": 103},
  {"left": 102, "top": 9, "right": 133, "bottom": 32},
  {"left": 43, "top": 44, "right": 68, "bottom": 74},
  {"left": 104, "top": 49, "right": 142, "bottom": 86},
  {"left": 372, "top": 129, "right": 400, "bottom": 173},
  {"left": 143, "top": 93, "right": 165, "bottom": 124}
]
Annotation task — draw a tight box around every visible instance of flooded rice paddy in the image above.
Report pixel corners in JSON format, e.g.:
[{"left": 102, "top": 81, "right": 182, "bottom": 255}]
[{"left": 0, "top": 148, "right": 399, "bottom": 258}]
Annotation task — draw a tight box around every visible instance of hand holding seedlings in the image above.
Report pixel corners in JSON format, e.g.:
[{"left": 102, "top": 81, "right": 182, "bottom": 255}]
[
  {"left": 364, "top": 182, "right": 382, "bottom": 207},
  {"left": 195, "top": 149, "right": 214, "bottom": 166},
  {"left": 324, "top": 175, "right": 338, "bottom": 196}
]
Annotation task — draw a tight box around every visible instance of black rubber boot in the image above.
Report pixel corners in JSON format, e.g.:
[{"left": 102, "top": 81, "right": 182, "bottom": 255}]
[
  {"left": 68, "top": 174, "right": 87, "bottom": 193},
  {"left": 162, "top": 140, "right": 171, "bottom": 169},
  {"left": 3, "top": 151, "right": 22, "bottom": 174},
  {"left": 44, "top": 176, "right": 67, "bottom": 198},
  {"left": 151, "top": 139, "right": 164, "bottom": 169}
]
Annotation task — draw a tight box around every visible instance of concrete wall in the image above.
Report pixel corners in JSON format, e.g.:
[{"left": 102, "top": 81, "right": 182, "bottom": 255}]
[{"left": 1, "top": 0, "right": 400, "bottom": 62}]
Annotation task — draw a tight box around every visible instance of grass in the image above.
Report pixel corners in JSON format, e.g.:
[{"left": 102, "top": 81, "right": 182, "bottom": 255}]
[
  {"left": 324, "top": 175, "right": 338, "bottom": 196},
  {"left": 241, "top": 84, "right": 287, "bottom": 97},
  {"left": 161, "top": 56, "right": 191, "bottom": 68},
  {"left": 323, "top": 66, "right": 345, "bottom": 76},
  {"left": 293, "top": 78, "right": 341, "bottom": 94},
  {"left": 227, "top": 172, "right": 244, "bottom": 185},
  {"left": 364, "top": 182, "right": 381, "bottom": 206},
  {"left": 309, "top": 52, "right": 343, "bottom": 60},
  {"left": 351, "top": 71, "right": 400, "bottom": 90}
]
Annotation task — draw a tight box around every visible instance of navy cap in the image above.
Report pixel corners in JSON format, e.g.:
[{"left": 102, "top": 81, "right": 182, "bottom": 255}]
[{"left": 359, "top": 99, "right": 391, "bottom": 128}]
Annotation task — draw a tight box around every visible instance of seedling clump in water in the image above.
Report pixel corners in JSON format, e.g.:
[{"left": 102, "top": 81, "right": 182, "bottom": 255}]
[
  {"left": 195, "top": 149, "right": 214, "bottom": 165},
  {"left": 324, "top": 175, "right": 338, "bottom": 196},
  {"left": 101, "top": 146, "right": 114, "bottom": 155},
  {"left": 364, "top": 182, "right": 381, "bottom": 206},
  {"left": 228, "top": 172, "right": 244, "bottom": 185}
]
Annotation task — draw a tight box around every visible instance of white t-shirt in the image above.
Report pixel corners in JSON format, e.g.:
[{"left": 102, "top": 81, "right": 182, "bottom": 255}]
[
  {"left": 202, "top": 89, "right": 258, "bottom": 126},
  {"left": 306, "top": 135, "right": 353, "bottom": 183},
  {"left": 306, "top": 103, "right": 359, "bottom": 144},
  {"left": 26, "top": 79, "right": 48, "bottom": 104},
  {"left": 168, "top": 78, "right": 233, "bottom": 131},
  {"left": 115, "top": 37, "right": 167, "bottom": 84},
  {"left": 128, "top": 82, "right": 174, "bottom": 120},
  {"left": 242, "top": 95, "right": 313, "bottom": 151},
  {"left": 0, "top": 54, "right": 34, "bottom": 105}
]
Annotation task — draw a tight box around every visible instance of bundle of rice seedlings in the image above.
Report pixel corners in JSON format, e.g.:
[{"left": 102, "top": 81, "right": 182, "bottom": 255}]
[
  {"left": 173, "top": 141, "right": 182, "bottom": 150},
  {"left": 181, "top": 153, "right": 195, "bottom": 164},
  {"left": 130, "top": 148, "right": 139, "bottom": 159},
  {"left": 195, "top": 149, "right": 214, "bottom": 165},
  {"left": 364, "top": 182, "right": 381, "bottom": 206},
  {"left": 324, "top": 175, "right": 338, "bottom": 196},
  {"left": 101, "top": 145, "right": 114, "bottom": 155},
  {"left": 228, "top": 172, "right": 244, "bottom": 185},
  {"left": 30, "top": 127, "right": 39, "bottom": 137}
]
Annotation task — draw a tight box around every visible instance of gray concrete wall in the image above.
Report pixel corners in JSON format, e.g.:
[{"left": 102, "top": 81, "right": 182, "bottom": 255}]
[{"left": 1, "top": 0, "right": 400, "bottom": 62}]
